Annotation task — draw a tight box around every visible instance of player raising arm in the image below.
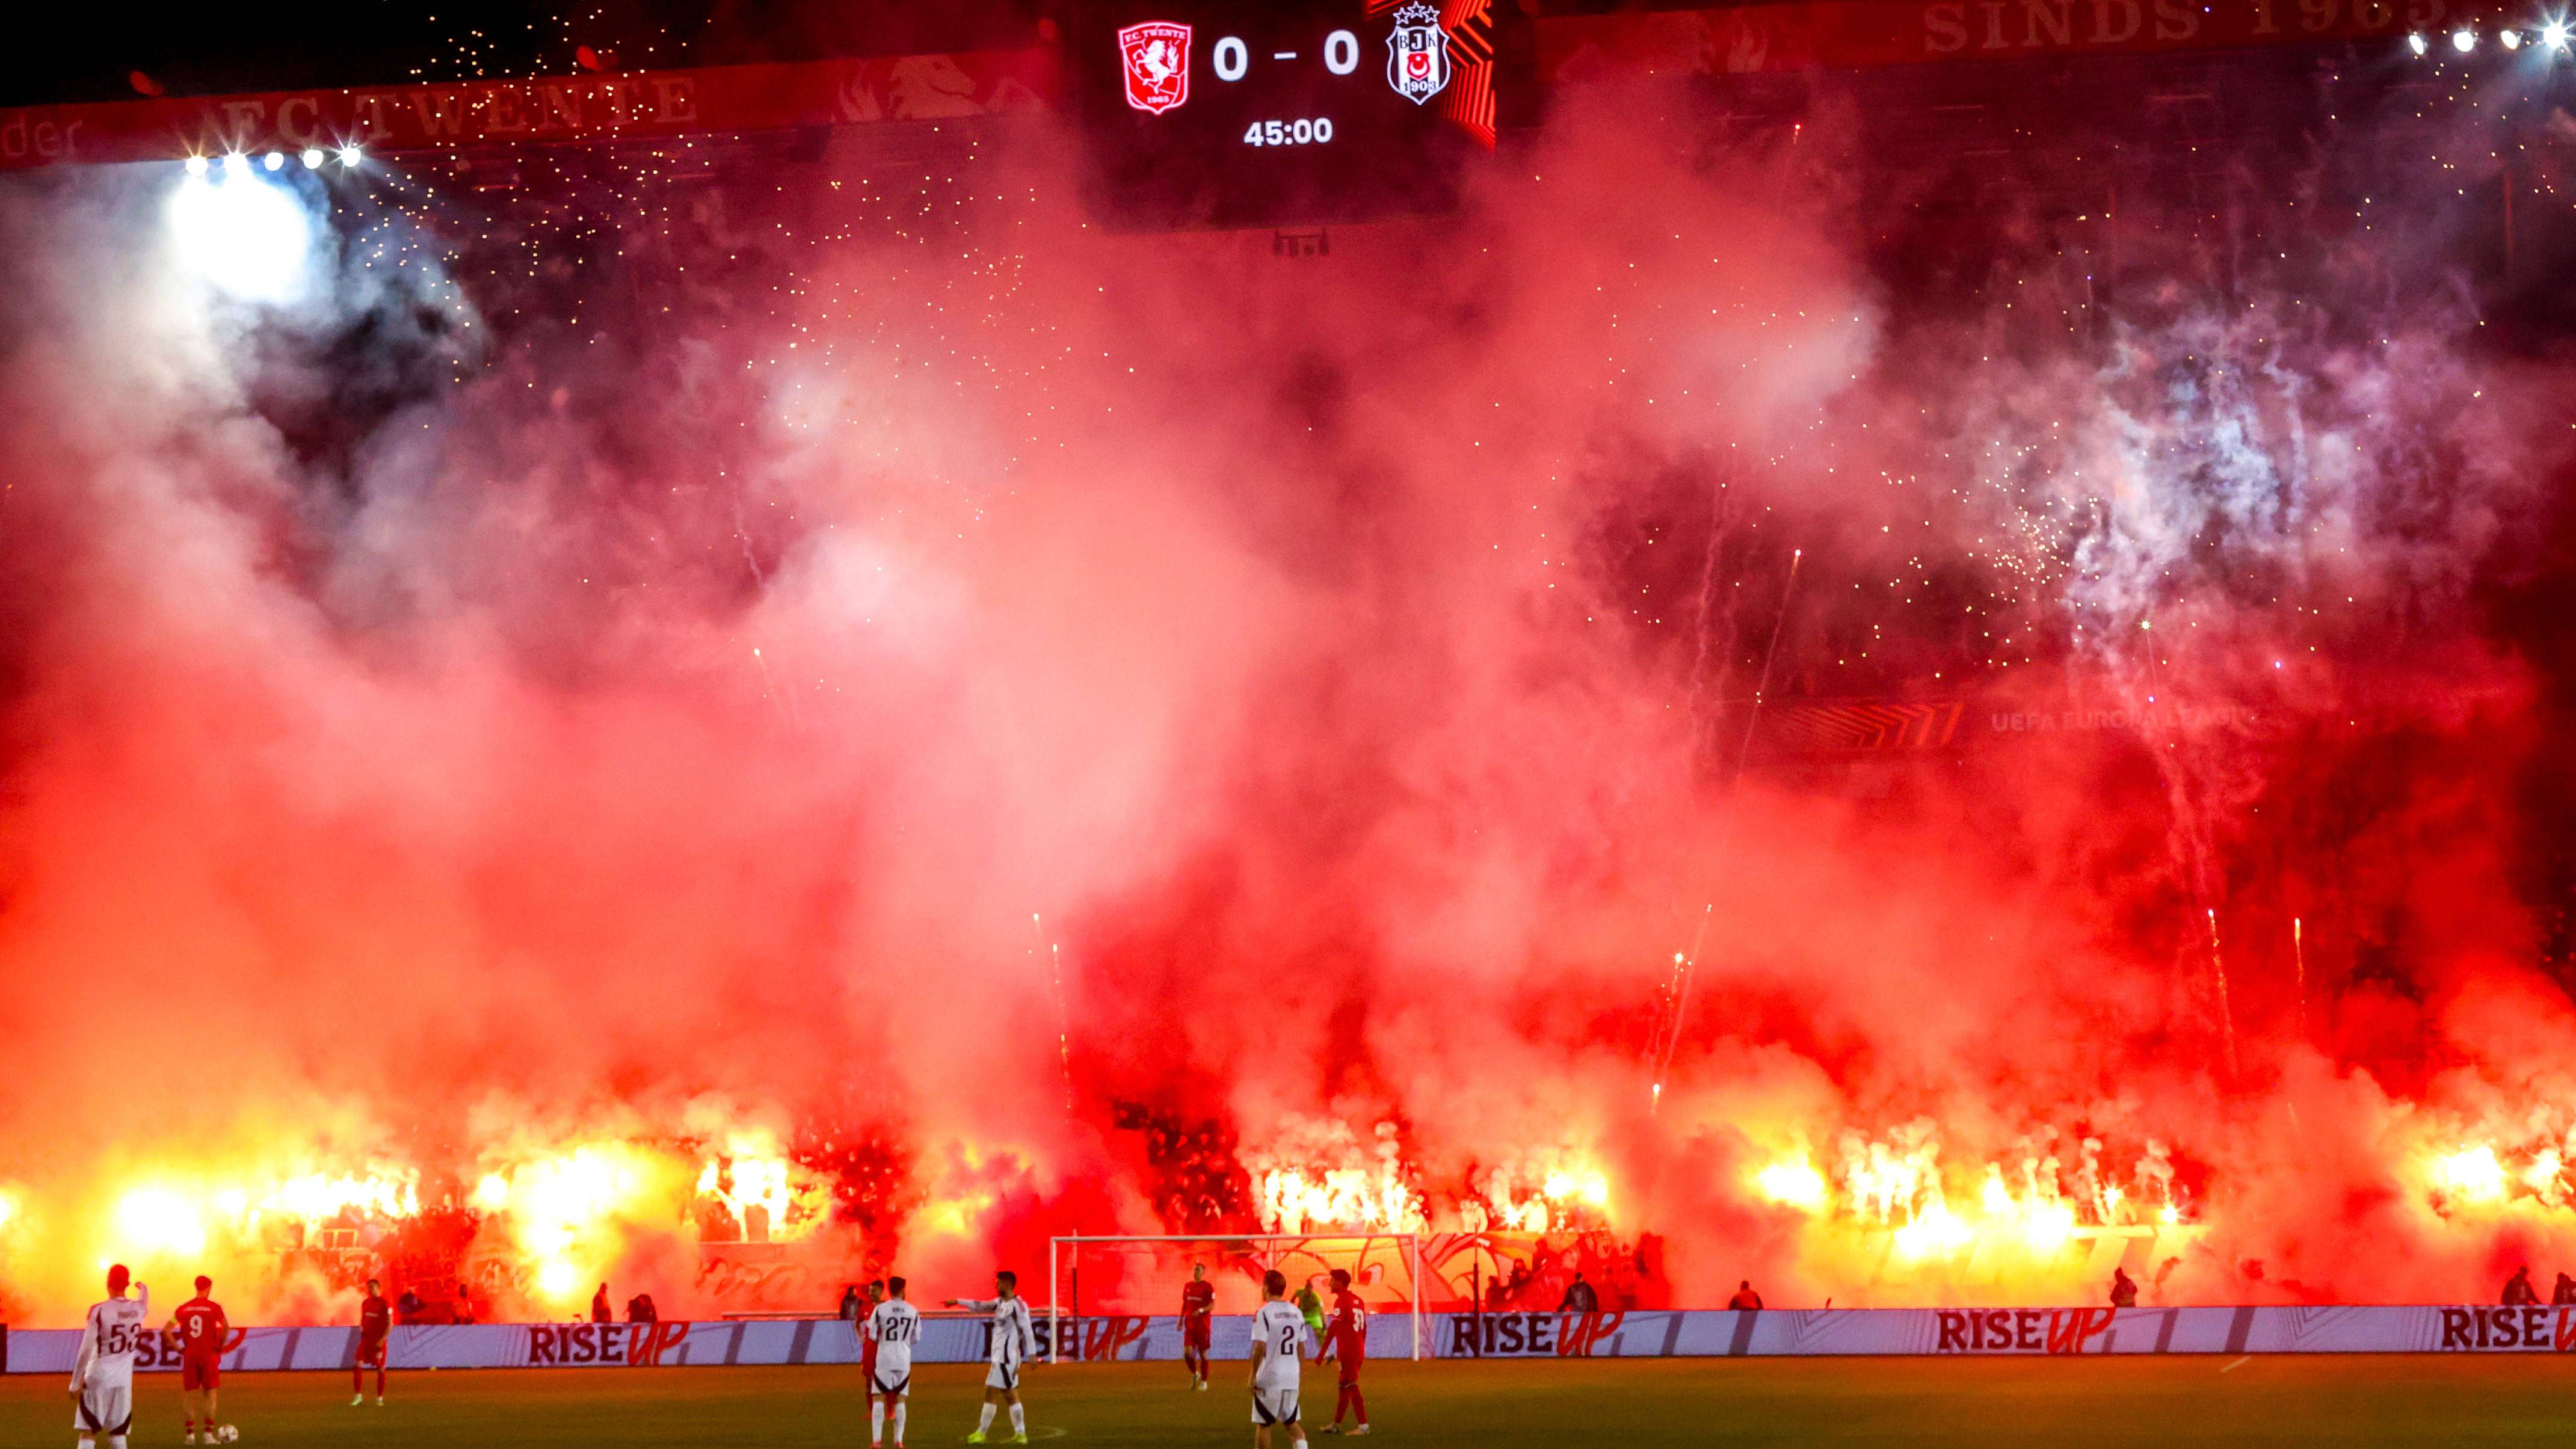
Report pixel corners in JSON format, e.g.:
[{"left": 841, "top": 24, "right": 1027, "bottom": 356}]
[
  {"left": 867, "top": 1276, "right": 921, "bottom": 1449},
  {"left": 352, "top": 1278, "right": 390, "bottom": 1406},
  {"left": 946, "top": 1270, "right": 1038, "bottom": 1444},
  {"left": 1181, "top": 1263, "right": 1216, "bottom": 1391},
  {"left": 170, "top": 1275, "right": 230, "bottom": 1444},
  {"left": 1248, "top": 1270, "right": 1309, "bottom": 1449},
  {"left": 70, "top": 1264, "right": 147, "bottom": 1449}
]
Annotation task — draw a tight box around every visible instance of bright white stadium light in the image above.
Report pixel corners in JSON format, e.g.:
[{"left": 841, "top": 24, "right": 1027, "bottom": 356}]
[
  {"left": 337, "top": 144, "right": 363, "bottom": 167},
  {"left": 262, "top": 151, "right": 283, "bottom": 171},
  {"left": 184, "top": 155, "right": 209, "bottom": 176},
  {"left": 2503, "top": 27, "right": 2524, "bottom": 46},
  {"left": 168, "top": 169, "right": 313, "bottom": 303},
  {"left": 301, "top": 147, "right": 324, "bottom": 169},
  {"left": 2453, "top": 25, "right": 2478, "bottom": 49},
  {"left": 2547, "top": 20, "right": 2570, "bottom": 47},
  {"left": 2408, "top": 30, "right": 2430, "bottom": 52},
  {"left": 221, "top": 152, "right": 249, "bottom": 177}
]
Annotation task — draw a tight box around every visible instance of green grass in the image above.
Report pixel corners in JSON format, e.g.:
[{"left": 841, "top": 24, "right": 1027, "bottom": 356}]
[{"left": 8, "top": 1356, "right": 2576, "bottom": 1446}]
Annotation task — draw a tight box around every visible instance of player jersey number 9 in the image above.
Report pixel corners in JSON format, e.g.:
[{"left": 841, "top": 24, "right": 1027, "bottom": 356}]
[{"left": 184, "top": 1317, "right": 208, "bottom": 1343}]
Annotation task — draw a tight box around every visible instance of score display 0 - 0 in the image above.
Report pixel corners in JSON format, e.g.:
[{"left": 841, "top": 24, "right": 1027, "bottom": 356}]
[
  {"left": 1113, "top": 4, "right": 1456, "bottom": 131},
  {"left": 1075, "top": 0, "right": 1484, "bottom": 230}
]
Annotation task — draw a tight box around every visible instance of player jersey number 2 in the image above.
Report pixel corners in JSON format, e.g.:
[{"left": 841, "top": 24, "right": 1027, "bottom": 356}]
[{"left": 1277, "top": 1321, "right": 1299, "bottom": 1356}]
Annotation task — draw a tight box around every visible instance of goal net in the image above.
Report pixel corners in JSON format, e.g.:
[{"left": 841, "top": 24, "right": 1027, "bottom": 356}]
[{"left": 1048, "top": 1234, "right": 1423, "bottom": 1361}]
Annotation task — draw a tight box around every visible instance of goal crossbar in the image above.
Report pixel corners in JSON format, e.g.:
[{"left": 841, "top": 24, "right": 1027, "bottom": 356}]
[{"left": 1047, "top": 1232, "right": 1424, "bottom": 1362}]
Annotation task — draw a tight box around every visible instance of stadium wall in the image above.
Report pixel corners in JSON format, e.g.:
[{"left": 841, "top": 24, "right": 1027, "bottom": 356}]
[{"left": 11, "top": 1305, "right": 2576, "bottom": 1370}]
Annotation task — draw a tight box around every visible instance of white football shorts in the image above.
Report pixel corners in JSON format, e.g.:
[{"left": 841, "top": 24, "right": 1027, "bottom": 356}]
[
  {"left": 75, "top": 1380, "right": 134, "bottom": 1436},
  {"left": 1251, "top": 1383, "right": 1300, "bottom": 1426}
]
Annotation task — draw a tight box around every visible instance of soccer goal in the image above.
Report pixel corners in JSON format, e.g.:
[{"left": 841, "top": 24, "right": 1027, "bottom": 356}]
[{"left": 1047, "top": 1233, "right": 1425, "bottom": 1362}]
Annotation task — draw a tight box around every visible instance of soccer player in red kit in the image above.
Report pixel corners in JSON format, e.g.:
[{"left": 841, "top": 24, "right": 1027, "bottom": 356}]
[
  {"left": 170, "top": 1276, "right": 229, "bottom": 1444},
  {"left": 351, "top": 1279, "right": 389, "bottom": 1406},
  {"left": 1319, "top": 1269, "right": 1368, "bottom": 1436},
  {"left": 1180, "top": 1263, "right": 1215, "bottom": 1391},
  {"left": 858, "top": 1281, "right": 888, "bottom": 1414}
]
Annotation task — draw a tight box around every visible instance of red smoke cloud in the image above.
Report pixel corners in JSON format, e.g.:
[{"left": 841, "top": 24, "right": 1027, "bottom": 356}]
[{"left": 0, "top": 75, "right": 2572, "bottom": 1325}]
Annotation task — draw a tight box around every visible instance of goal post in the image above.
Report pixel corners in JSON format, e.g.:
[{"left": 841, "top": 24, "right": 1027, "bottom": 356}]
[{"left": 1047, "top": 1232, "right": 1424, "bottom": 1363}]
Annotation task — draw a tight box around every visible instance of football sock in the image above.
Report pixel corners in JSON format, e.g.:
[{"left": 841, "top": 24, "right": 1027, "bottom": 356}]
[
  {"left": 892, "top": 1403, "right": 908, "bottom": 1442},
  {"left": 1009, "top": 1404, "right": 1026, "bottom": 1435},
  {"left": 978, "top": 1404, "right": 997, "bottom": 1434},
  {"left": 871, "top": 1398, "right": 886, "bottom": 1444}
]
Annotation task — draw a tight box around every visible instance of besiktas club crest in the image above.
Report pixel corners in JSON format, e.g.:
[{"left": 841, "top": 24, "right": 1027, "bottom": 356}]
[
  {"left": 1387, "top": 3, "right": 1451, "bottom": 105},
  {"left": 1118, "top": 22, "right": 1192, "bottom": 114}
]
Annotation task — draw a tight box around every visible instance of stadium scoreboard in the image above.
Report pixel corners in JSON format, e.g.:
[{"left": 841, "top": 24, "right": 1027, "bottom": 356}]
[{"left": 1066, "top": 0, "right": 1490, "bottom": 231}]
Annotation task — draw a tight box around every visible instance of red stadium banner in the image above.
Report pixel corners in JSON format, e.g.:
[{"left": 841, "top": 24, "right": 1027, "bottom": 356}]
[
  {"left": 0, "top": 50, "right": 1058, "bottom": 171},
  {"left": 1, "top": 0, "right": 2519, "bottom": 171},
  {"left": 1537, "top": 0, "right": 2519, "bottom": 78}
]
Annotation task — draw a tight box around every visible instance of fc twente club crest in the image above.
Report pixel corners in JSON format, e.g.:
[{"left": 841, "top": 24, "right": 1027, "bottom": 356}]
[
  {"left": 1387, "top": 3, "right": 1452, "bottom": 105},
  {"left": 1118, "top": 22, "right": 1193, "bottom": 114}
]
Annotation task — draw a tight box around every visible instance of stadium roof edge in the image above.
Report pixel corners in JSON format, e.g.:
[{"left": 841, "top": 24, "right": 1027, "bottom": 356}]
[{"left": 0, "top": 0, "right": 2530, "bottom": 171}]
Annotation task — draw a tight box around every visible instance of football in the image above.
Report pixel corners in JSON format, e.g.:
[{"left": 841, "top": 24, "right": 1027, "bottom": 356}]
[{"left": 217, "top": 1426, "right": 239, "bottom": 1443}]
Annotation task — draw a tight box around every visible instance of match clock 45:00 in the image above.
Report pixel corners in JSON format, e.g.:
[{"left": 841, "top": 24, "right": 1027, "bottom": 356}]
[{"left": 1070, "top": 1, "right": 1482, "bottom": 230}]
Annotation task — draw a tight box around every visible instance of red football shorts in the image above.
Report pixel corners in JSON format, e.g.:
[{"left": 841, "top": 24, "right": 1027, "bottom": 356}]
[
  {"left": 1335, "top": 1338, "right": 1364, "bottom": 1388},
  {"left": 1184, "top": 1317, "right": 1212, "bottom": 1351},
  {"left": 357, "top": 1336, "right": 388, "bottom": 1368},
  {"left": 181, "top": 1357, "right": 221, "bottom": 1391}
]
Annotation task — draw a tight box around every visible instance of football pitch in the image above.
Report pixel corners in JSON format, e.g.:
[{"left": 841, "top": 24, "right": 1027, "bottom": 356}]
[{"left": 7, "top": 1356, "right": 2576, "bottom": 1447}]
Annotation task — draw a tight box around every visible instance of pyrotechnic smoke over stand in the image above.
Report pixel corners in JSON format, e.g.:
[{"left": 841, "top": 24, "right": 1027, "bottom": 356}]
[{"left": 1, "top": 11, "right": 2575, "bottom": 1329}]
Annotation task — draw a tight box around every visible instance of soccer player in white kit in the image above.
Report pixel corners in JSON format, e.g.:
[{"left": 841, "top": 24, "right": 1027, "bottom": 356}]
[
  {"left": 866, "top": 1275, "right": 922, "bottom": 1449},
  {"left": 946, "top": 1270, "right": 1037, "bottom": 1444},
  {"left": 1249, "top": 1269, "right": 1310, "bottom": 1449},
  {"left": 70, "top": 1264, "right": 148, "bottom": 1449}
]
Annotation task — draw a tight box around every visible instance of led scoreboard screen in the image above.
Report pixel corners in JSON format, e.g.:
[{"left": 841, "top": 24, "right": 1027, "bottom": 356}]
[{"left": 1067, "top": 1, "right": 1490, "bottom": 231}]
